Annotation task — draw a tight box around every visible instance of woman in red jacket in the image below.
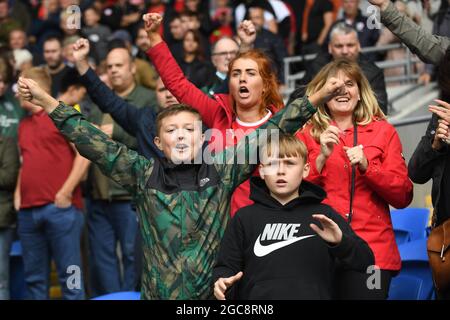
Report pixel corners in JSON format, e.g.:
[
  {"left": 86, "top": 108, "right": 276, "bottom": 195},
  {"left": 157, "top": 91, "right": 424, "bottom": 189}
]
[
  {"left": 297, "top": 59, "right": 413, "bottom": 299},
  {"left": 144, "top": 13, "right": 283, "bottom": 216}
]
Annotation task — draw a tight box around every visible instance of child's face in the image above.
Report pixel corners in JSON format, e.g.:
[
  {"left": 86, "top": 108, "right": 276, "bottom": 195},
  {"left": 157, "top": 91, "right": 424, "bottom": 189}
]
[
  {"left": 259, "top": 155, "right": 310, "bottom": 202},
  {"left": 154, "top": 111, "right": 205, "bottom": 163}
]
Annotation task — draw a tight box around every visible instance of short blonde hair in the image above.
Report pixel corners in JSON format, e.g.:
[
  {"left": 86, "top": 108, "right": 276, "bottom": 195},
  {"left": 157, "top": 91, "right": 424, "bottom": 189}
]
[
  {"left": 305, "top": 59, "right": 385, "bottom": 142},
  {"left": 262, "top": 134, "right": 308, "bottom": 163},
  {"left": 21, "top": 67, "right": 52, "bottom": 95}
]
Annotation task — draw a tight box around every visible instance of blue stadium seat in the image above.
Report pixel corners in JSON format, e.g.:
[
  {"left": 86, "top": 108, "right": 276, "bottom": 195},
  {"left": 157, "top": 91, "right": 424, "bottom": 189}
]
[
  {"left": 389, "top": 275, "right": 424, "bottom": 300},
  {"left": 9, "top": 240, "right": 26, "bottom": 300},
  {"left": 391, "top": 208, "right": 430, "bottom": 244},
  {"left": 91, "top": 291, "right": 141, "bottom": 300},
  {"left": 395, "top": 239, "right": 434, "bottom": 300}
]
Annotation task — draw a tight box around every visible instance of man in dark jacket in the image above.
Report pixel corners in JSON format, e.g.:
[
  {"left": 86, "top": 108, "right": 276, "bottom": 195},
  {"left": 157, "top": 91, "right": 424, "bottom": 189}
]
[
  {"left": 213, "top": 134, "right": 374, "bottom": 300},
  {"left": 289, "top": 23, "right": 388, "bottom": 114}
]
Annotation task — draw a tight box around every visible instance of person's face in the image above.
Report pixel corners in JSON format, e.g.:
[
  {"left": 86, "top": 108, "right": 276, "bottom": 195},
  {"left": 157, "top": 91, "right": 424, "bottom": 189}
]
[
  {"left": 65, "top": 86, "right": 87, "bottom": 105},
  {"left": 0, "top": 2, "right": 8, "bottom": 20},
  {"left": 170, "top": 18, "right": 185, "bottom": 40},
  {"left": 326, "top": 70, "right": 360, "bottom": 117},
  {"left": 0, "top": 76, "right": 6, "bottom": 97},
  {"left": 211, "top": 38, "right": 238, "bottom": 74},
  {"left": 156, "top": 78, "right": 179, "bottom": 108},
  {"left": 43, "top": 39, "right": 63, "bottom": 69},
  {"left": 229, "top": 58, "right": 264, "bottom": 111},
  {"left": 60, "top": 16, "right": 78, "bottom": 36},
  {"left": 9, "top": 30, "right": 27, "bottom": 50},
  {"left": 83, "top": 8, "right": 100, "bottom": 27},
  {"left": 260, "top": 155, "right": 310, "bottom": 203},
  {"left": 63, "top": 43, "right": 76, "bottom": 63},
  {"left": 183, "top": 31, "right": 198, "bottom": 54},
  {"left": 343, "top": 0, "right": 359, "bottom": 16},
  {"left": 154, "top": 111, "right": 205, "bottom": 163},
  {"left": 249, "top": 7, "right": 264, "bottom": 31},
  {"left": 136, "top": 28, "right": 150, "bottom": 52},
  {"left": 185, "top": 0, "right": 200, "bottom": 12},
  {"left": 106, "top": 48, "right": 136, "bottom": 92},
  {"left": 328, "top": 32, "right": 361, "bottom": 61}
]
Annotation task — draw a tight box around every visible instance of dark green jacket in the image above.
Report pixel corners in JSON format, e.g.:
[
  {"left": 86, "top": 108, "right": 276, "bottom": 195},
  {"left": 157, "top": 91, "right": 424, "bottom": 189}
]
[
  {"left": 0, "top": 136, "right": 20, "bottom": 228},
  {"left": 49, "top": 97, "right": 316, "bottom": 299}
]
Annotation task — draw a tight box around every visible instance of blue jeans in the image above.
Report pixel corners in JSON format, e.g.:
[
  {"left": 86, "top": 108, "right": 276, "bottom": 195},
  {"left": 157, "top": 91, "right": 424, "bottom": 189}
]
[
  {"left": 87, "top": 199, "right": 138, "bottom": 297},
  {"left": 18, "top": 204, "right": 85, "bottom": 300},
  {"left": 0, "top": 227, "right": 13, "bottom": 300}
]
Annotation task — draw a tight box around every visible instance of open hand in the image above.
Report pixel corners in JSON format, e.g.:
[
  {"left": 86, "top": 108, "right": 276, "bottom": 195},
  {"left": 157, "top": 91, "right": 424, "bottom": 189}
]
[{"left": 310, "top": 214, "right": 342, "bottom": 245}]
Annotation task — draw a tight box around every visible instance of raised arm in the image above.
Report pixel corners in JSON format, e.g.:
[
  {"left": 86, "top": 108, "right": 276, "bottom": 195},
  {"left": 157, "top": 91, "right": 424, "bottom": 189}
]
[
  {"left": 372, "top": 0, "right": 450, "bottom": 65},
  {"left": 73, "top": 39, "right": 156, "bottom": 137},
  {"left": 143, "top": 13, "right": 223, "bottom": 129},
  {"left": 17, "top": 77, "right": 150, "bottom": 195}
]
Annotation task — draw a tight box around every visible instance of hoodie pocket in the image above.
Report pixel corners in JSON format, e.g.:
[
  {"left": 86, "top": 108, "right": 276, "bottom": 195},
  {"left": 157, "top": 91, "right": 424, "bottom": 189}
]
[{"left": 248, "top": 278, "right": 326, "bottom": 300}]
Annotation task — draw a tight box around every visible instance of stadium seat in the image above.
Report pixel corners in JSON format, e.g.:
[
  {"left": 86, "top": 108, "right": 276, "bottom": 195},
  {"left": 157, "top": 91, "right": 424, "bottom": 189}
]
[
  {"left": 388, "top": 275, "right": 424, "bottom": 300},
  {"left": 9, "top": 240, "right": 26, "bottom": 300},
  {"left": 91, "top": 291, "right": 141, "bottom": 300},
  {"left": 395, "top": 239, "right": 434, "bottom": 300},
  {"left": 391, "top": 208, "right": 430, "bottom": 244}
]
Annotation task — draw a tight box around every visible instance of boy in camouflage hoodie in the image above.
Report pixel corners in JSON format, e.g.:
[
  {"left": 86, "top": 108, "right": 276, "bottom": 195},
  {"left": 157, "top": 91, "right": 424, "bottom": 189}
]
[{"left": 17, "top": 72, "right": 345, "bottom": 299}]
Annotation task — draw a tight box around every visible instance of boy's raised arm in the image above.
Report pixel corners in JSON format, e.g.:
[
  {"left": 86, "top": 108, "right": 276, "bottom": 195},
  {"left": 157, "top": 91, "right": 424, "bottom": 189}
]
[{"left": 17, "top": 77, "right": 149, "bottom": 195}]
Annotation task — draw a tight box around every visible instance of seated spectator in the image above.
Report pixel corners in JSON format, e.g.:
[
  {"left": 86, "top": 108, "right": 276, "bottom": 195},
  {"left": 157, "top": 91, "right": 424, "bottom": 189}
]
[
  {"left": 82, "top": 6, "right": 112, "bottom": 62},
  {"left": 0, "top": 0, "right": 23, "bottom": 46},
  {"left": 289, "top": 23, "right": 388, "bottom": 114},
  {"left": 234, "top": 0, "right": 278, "bottom": 34},
  {"left": 210, "top": 0, "right": 234, "bottom": 44}
]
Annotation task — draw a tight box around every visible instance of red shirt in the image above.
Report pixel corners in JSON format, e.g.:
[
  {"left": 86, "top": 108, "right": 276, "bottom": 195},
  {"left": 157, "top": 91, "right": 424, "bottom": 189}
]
[
  {"left": 297, "top": 120, "right": 413, "bottom": 271},
  {"left": 18, "top": 110, "right": 83, "bottom": 210}
]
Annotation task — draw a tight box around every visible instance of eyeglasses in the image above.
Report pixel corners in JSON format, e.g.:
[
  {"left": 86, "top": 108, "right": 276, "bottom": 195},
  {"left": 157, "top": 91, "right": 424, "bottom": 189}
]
[{"left": 212, "top": 50, "right": 238, "bottom": 58}]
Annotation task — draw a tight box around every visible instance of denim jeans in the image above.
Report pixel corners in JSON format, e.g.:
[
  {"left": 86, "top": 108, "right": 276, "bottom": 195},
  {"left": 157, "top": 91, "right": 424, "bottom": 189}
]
[
  {"left": 18, "top": 204, "right": 85, "bottom": 300},
  {"left": 0, "top": 227, "right": 13, "bottom": 300},
  {"left": 86, "top": 199, "right": 138, "bottom": 297}
]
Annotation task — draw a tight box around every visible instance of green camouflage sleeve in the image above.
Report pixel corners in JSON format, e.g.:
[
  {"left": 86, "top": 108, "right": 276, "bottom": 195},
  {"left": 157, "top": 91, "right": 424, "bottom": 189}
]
[
  {"left": 214, "top": 96, "right": 316, "bottom": 190},
  {"left": 49, "top": 103, "right": 152, "bottom": 195}
]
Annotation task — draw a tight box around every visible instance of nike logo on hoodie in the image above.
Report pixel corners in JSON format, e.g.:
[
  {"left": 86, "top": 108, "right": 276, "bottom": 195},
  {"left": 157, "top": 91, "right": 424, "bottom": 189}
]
[{"left": 253, "top": 223, "right": 315, "bottom": 257}]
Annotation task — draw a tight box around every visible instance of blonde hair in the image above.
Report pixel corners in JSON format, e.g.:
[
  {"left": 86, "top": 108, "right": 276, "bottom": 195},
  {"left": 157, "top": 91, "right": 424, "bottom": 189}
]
[
  {"left": 305, "top": 59, "right": 385, "bottom": 142},
  {"left": 21, "top": 67, "right": 52, "bottom": 95},
  {"left": 262, "top": 134, "right": 308, "bottom": 163}
]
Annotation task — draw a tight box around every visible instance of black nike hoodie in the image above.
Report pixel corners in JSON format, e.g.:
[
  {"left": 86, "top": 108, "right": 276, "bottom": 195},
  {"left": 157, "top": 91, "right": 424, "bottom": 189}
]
[{"left": 213, "top": 177, "right": 375, "bottom": 300}]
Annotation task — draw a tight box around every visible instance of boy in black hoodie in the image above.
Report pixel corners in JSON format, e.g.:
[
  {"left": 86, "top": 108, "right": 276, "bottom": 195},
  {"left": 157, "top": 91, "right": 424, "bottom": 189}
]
[{"left": 213, "top": 134, "right": 375, "bottom": 300}]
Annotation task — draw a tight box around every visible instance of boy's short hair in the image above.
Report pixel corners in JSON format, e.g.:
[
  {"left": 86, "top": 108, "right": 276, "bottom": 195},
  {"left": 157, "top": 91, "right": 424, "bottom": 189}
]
[
  {"left": 262, "top": 133, "right": 308, "bottom": 162},
  {"left": 21, "top": 67, "right": 52, "bottom": 95},
  {"left": 156, "top": 104, "right": 201, "bottom": 135},
  {"left": 59, "top": 68, "right": 84, "bottom": 94}
]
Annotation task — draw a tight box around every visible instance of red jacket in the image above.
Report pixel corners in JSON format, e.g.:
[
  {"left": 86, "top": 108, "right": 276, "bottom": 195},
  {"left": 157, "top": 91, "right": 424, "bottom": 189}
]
[
  {"left": 296, "top": 119, "right": 413, "bottom": 271},
  {"left": 147, "top": 42, "right": 280, "bottom": 215}
]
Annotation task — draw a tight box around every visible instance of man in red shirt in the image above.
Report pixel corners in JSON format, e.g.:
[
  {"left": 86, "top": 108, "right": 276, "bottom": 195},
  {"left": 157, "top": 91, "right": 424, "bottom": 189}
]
[{"left": 14, "top": 67, "right": 89, "bottom": 300}]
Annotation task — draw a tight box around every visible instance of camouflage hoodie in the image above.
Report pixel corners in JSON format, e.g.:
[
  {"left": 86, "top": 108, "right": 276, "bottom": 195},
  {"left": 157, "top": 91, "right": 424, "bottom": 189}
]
[{"left": 49, "top": 97, "right": 316, "bottom": 299}]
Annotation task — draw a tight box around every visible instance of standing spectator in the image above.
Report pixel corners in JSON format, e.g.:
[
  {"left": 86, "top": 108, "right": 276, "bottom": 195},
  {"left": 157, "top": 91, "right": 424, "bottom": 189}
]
[
  {"left": 15, "top": 67, "right": 88, "bottom": 300},
  {"left": 331, "top": 0, "right": 380, "bottom": 49},
  {"left": 248, "top": 5, "right": 287, "bottom": 83},
  {"left": 178, "top": 29, "right": 215, "bottom": 88},
  {"left": 42, "top": 36, "right": 72, "bottom": 97},
  {"left": 84, "top": 46, "right": 155, "bottom": 297},
  {"left": 296, "top": 59, "right": 413, "bottom": 299},
  {"left": 289, "top": 23, "right": 388, "bottom": 114},
  {"left": 408, "top": 49, "right": 450, "bottom": 300},
  {"left": 0, "top": 0, "right": 22, "bottom": 46},
  {"left": 301, "top": 0, "right": 334, "bottom": 54},
  {"left": 234, "top": 0, "right": 279, "bottom": 34},
  {"left": 0, "top": 134, "right": 19, "bottom": 300},
  {"left": 82, "top": 6, "right": 112, "bottom": 62},
  {"left": 0, "top": 59, "right": 24, "bottom": 139},
  {"left": 210, "top": 0, "right": 234, "bottom": 44}
]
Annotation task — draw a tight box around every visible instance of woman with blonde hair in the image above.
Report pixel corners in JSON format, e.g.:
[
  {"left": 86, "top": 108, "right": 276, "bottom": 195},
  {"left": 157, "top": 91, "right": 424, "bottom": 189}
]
[{"left": 297, "top": 59, "right": 413, "bottom": 299}]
